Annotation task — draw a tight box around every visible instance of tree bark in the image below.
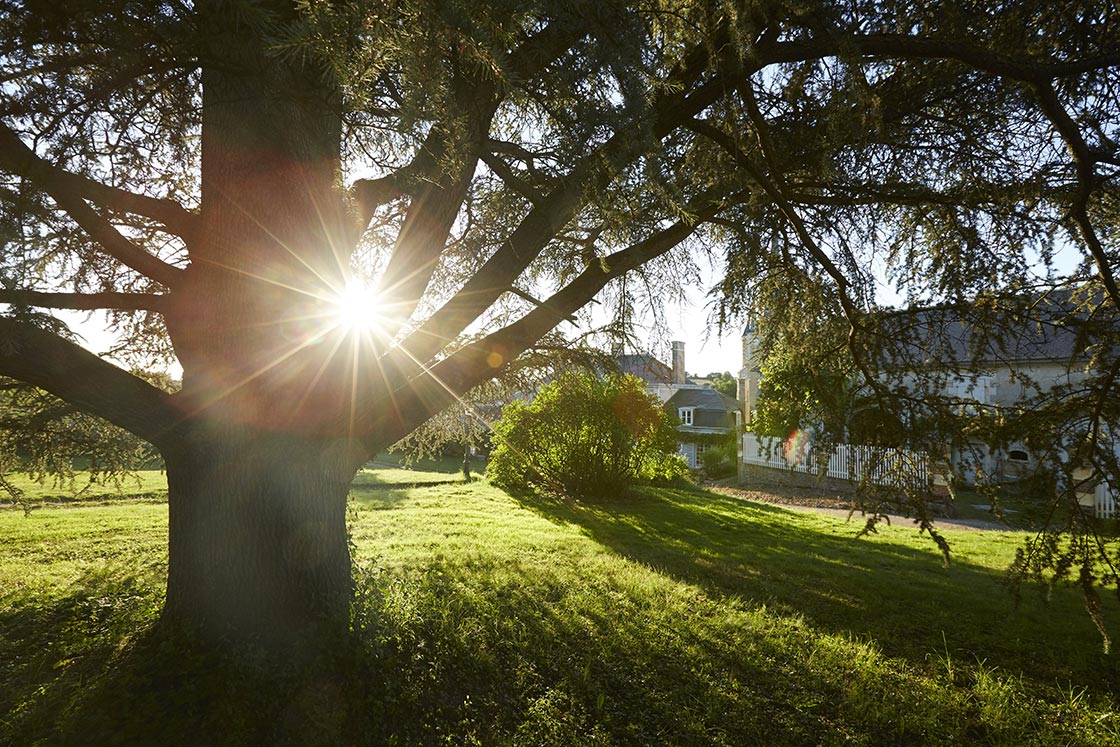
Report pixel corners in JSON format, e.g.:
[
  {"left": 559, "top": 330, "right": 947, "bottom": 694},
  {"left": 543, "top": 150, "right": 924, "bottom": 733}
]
[{"left": 161, "top": 423, "right": 358, "bottom": 654}]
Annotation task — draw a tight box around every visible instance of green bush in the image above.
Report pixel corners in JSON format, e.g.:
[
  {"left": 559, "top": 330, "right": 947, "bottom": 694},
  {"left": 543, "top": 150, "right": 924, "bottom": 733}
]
[
  {"left": 699, "top": 438, "right": 737, "bottom": 478},
  {"left": 488, "top": 373, "right": 685, "bottom": 499}
]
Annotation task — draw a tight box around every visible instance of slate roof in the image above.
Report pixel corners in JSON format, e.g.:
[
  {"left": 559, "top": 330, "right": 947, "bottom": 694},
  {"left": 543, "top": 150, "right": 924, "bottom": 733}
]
[
  {"left": 666, "top": 387, "right": 740, "bottom": 411},
  {"left": 666, "top": 387, "right": 740, "bottom": 430},
  {"left": 617, "top": 353, "right": 674, "bottom": 385},
  {"left": 877, "top": 303, "right": 1089, "bottom": 368}
]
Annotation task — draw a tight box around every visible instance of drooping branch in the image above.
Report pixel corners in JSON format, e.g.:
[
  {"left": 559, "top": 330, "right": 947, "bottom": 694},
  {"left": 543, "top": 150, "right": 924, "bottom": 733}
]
[
  {"left": 1031, "top": 81, "right": 1120, "bottom": 309},
  {"left": 0, "top": 125, "right": 186, "bottom": 289},
  {"left": 0, "top": 317, "right": 180, "bottom": 447},
  {"left": 0, "top": 121, "right": 199, "bottom": 240},
  {"left": 733, "top": 78, "right": 899, "bottom": 414},
  {"left": 0, "top": 289, "right": 169, "bottom": 312},
  {"left": 686, "top": 111, "right": 851, "bottom": 298}
]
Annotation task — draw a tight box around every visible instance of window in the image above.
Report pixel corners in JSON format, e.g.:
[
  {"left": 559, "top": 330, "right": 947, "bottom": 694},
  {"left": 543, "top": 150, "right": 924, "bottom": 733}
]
[
  {"left": 1008, "top": 449, "right": 1029, "bottom": 463},
  {"left": 678, "top": 407, "right": 694, "bottom": 426}
]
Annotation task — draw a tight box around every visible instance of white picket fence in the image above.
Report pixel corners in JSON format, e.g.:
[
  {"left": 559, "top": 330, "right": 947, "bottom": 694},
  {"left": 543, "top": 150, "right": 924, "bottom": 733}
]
[
  {"left": 741, "top": 435, "right": 930, "bottom": 488},
  {"left": 1095, "top": 482, "right": 1118, "bottom": 520}
]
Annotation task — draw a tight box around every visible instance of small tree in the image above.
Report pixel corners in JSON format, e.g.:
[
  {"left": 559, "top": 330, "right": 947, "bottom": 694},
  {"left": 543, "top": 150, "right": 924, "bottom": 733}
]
[{"left": 489, "top": 373, "right": 684, "bottom": 500}]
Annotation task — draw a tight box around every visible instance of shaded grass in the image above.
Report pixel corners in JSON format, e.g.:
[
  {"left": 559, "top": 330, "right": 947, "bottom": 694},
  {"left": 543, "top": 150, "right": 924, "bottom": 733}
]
[
  {"left": 352, "top": 451, "right": 481, "bottom": 489},
  {"left": 1, "top": 481, "right": 1118, "bottom": 745},
  {"left": 352, "top": 467, "right": 467, "bottom": 489},
  {"left": 515, "top": 486, "right": 1120, "bottom": 687}
]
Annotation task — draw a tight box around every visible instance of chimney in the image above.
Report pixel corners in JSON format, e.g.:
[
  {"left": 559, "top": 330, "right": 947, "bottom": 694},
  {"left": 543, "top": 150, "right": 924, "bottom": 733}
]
[{"left": 671, "top": 340, "right": 686, "bottom": 385}]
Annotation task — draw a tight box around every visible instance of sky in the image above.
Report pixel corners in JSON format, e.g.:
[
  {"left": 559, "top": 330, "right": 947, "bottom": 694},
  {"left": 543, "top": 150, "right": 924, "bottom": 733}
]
[
  {"left": 55, "top": 235, "right": 1086, "bottom": 383},
  {"left": 650, "top": 296, "right": 743, "bottom": 376}
]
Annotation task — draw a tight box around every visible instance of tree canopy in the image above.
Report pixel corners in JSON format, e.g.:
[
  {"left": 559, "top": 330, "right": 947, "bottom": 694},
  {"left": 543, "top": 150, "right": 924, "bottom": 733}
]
[{"left": 0, "top": 0, "right": 1118, "bottom": 646}]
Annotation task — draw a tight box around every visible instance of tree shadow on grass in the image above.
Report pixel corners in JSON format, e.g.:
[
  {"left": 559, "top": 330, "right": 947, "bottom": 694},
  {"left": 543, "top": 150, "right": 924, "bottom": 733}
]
[
  {"left": 0, "top": 567, "right": 364, "bottom": 746},
  {"left": 512, "top": 484, "right": 1120, "bottom": 693},
  {"left": 3, "top": 495, "right": 1118, "bottom": 746}
]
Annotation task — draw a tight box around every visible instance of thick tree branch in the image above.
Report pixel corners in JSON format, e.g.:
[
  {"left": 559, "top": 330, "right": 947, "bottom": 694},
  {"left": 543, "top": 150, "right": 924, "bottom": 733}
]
[
  {"left": 376, "top": 14, "right": 599, "bottom": 327},
  {"left": 770, "top": 34, "right": 1120, "bottom": 82},
  {"left": 378, "top": 121, "right": 488, "bottom": 320},
  {"left": 0, "top": 121, "right": 198, "bottom": 240},
  {"left": 505, "top": 13, "right": 592, "bottom": 81},
  {"left": 347, "top": 13, "right": 593, "bottom": 239},
  {"left": 487, "top": 138, "right": 554, "bottom": 164},
  {"left": 395, "top": 74, "right": 729, "bottom": 369},
  {"left": 480, "top": 151, "right": 546, "bottom": 204},
  {"left": 0, "top": 317, "right": 180, "bottom": 447},
  {"left": 0, "top": 289, "right": 169, "bottom": 312},
  {"left": 0, "top": 126, "right": 185, "bottom": 289},
  {"left": 349, "top": 172, "right": 406, "bottom": 231},
  {"left": 363, "top": 191, "right": 731, "bottom": 452}
]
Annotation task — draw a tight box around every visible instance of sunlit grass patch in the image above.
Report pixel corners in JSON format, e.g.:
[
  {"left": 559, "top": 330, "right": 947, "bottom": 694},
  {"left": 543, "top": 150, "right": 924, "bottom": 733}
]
[
  {"left": 1, "top": 478, "right": 1118, "bottom": 744},
  {"left": 1, "top": 469, "right": 169, "bottom": 508}
]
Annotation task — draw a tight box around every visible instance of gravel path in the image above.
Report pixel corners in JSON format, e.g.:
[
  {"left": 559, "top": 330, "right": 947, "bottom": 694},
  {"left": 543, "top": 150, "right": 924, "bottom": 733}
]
[{"left": 707, "top": 484, "right": 1014, "bottom": 532}]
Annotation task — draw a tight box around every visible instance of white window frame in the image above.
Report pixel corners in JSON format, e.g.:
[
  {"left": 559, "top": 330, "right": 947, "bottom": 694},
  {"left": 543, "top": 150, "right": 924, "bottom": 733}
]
[{"left": 678, "top": 407, "right": 694, "bottom": 426}]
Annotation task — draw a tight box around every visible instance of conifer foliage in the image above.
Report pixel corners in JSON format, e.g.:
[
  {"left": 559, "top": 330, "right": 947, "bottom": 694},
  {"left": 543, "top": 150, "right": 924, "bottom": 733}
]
[{"left": 0, "top": 0, "right": 1116, "bottom": 646}]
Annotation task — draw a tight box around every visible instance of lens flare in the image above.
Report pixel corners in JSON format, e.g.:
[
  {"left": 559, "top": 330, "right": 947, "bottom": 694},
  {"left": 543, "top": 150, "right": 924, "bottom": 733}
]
[{"left": 783, "top": 428, "right": 810, "bottom": 466}]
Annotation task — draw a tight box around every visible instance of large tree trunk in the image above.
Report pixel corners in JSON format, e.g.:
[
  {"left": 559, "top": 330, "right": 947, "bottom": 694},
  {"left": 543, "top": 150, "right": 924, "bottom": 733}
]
[
  {"left": 156, "top": 4, "right": 364, "bottom": 653},
  {"left": 161, "top": 423, "right": 358, "bottom": 653}
]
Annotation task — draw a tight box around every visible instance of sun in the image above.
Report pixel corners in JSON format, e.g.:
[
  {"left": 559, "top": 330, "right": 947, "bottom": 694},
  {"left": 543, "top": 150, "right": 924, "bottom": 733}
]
[{"left": 329, "top": 279, "right": 386, "bottom": 336}]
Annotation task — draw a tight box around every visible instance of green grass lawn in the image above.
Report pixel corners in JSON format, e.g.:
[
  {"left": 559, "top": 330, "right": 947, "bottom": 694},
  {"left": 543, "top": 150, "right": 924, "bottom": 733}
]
[
  {"left": 1, "top": 469, "right": 170, "bottom": 505},
  {"left": 1, "top": 454, "right": 471, "bottom": 507},
  {"left": 1, "top": 478, "right": 1118, "bottom": 745}
]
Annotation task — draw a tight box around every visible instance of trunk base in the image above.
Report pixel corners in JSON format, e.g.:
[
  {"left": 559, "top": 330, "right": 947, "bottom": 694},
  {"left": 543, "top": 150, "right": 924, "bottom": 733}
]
[{"left": 162, "top": 425, "right": 357, "bottom": 656}]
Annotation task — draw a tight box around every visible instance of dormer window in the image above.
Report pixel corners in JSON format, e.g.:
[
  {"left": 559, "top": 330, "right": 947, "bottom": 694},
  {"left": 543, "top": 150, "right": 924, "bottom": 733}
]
[{"left": 678, "top": 407, "right": 694, "bottom": 426}]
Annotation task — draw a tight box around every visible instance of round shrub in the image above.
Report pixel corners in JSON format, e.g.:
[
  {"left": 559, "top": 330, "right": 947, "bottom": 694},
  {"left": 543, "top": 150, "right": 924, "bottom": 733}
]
[{"left": 488, "top": 373, "right": 685, "bottom": 500}]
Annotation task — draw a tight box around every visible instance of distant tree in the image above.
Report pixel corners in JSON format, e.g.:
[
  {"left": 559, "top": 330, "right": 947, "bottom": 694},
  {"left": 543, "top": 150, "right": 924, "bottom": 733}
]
[
  {"left": 488, "top": 373, "right": 685, "bottom": 499},
  {"left": 0, "top": 0, "right": 1116, "bottom": 653},
  {"left": 706, "top": 371, "right": 738, "bottom": 399}
]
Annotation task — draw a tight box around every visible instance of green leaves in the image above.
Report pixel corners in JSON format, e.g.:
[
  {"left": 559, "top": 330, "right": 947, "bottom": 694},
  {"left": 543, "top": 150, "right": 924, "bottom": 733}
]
[{"left": 488, "top": 372, "right": 685, "bottom": 499}]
